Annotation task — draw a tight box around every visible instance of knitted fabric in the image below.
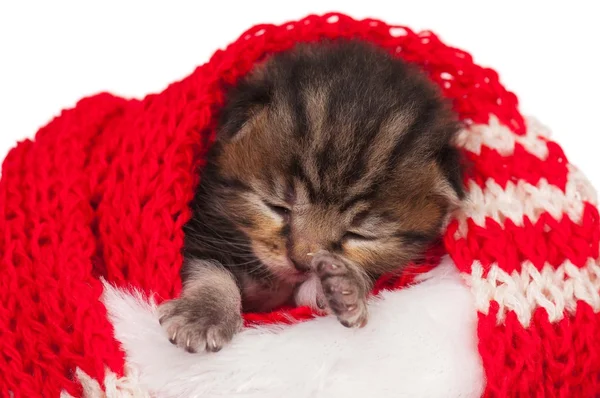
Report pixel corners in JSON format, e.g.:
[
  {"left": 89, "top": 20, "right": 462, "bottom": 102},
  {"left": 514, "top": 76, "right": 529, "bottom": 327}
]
[{"left": 1, "top": 12, "right": 598, "bottom": 398}]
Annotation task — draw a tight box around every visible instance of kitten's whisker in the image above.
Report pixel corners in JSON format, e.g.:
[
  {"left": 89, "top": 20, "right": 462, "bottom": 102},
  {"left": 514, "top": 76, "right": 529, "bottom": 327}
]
[
  {"left": 229, "top": 258, "right": 262, "bottom": 267},
  {"left": 186, "top": 233, "right": 254, "bottom": 251},
  {"left": 187, "top": 222, "right": 251, "bottom": 245}
]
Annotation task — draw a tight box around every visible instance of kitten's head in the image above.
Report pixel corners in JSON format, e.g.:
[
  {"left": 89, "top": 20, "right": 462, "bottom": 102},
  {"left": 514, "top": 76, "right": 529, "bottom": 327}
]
[{"left": 201, "top": 40, "right": 464, "bottom": 282}]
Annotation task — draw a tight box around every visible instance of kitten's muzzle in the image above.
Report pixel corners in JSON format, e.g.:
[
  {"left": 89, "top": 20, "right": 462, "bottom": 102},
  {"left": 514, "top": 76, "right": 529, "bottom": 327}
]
[{"left": 290, "top": 257, "right": 311, "bottom": 273}]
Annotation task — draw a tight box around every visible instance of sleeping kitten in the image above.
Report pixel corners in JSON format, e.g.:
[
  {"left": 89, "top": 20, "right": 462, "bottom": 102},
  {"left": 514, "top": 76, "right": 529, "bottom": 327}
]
[{"left": 158, "top": 39, "right": 465, "bottom": 353}]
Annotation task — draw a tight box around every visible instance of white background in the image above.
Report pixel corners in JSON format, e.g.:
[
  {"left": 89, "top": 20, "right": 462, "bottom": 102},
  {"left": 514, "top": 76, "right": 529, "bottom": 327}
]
[{"left": 1, "top": 1, "right": 598, "bottom": 188}]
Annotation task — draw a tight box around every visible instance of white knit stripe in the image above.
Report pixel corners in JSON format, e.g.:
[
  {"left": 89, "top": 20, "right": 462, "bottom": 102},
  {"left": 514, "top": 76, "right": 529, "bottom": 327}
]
[
  {"left": 60, "top": 367, "right": 149, "bottom": 398},
  {"left": 464, "top": 258, "right": 600, "bottom": 327},
  {"left": 456, "top": 115, "right": 551, "bottom": 159},
  {"left": 453, "top": 164, "right": 598, "bottom": 234}
]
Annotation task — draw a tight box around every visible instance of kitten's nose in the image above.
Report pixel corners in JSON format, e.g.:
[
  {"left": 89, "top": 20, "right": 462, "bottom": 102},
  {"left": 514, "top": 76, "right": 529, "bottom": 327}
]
[
  {"left": 289, "top": 236, "right": 319, "bottom": 272},
  {"left": 290, "top": 257, "right": 311, "bottom": 273}
]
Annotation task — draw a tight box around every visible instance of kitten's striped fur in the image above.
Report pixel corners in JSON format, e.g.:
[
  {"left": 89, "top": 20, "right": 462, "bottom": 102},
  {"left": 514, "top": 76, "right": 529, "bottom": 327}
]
[{"left": 158, "top": 39, "right": 465, "bottom": 353}]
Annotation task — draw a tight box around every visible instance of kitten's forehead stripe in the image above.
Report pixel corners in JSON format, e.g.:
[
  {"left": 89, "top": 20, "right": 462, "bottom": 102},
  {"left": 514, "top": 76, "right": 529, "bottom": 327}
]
[
  {"left": 291, "top": 89, "right": 308, "bottom": 138},
  {"left": 289, "top": 156, "right": 318, "bottom": 202},
  {"left": 315, "top": 135, "right": 336, "bottom": 183},
  {"left": 304, "top": 86, "right": 329, "bottom": 136}
]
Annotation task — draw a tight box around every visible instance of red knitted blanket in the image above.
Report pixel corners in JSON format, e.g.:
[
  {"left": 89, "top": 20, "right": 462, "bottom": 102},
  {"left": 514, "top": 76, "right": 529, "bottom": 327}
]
[{"left": 1, "top": 12, "right": 599, "bottom": 398}]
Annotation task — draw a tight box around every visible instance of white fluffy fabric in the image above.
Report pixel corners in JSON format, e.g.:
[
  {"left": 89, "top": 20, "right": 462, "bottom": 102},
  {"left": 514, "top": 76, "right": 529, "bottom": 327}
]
[{"left": 102, "top": 256, "right": 484, "bottom": 398}]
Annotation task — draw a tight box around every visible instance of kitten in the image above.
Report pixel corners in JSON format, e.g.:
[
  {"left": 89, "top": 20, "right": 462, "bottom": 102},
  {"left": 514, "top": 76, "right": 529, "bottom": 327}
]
[{"left": 158, "top": 39, "right": 465, "bottom": 353}]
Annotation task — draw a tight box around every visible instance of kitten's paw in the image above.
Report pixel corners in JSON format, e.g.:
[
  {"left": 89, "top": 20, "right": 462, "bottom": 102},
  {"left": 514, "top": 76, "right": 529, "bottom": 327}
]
[
  {"left": 312, "top": 251, "right": 368, "bottom": 328},
  {"left": 158, "top": 297, "right": 243, "bottom": 353}
]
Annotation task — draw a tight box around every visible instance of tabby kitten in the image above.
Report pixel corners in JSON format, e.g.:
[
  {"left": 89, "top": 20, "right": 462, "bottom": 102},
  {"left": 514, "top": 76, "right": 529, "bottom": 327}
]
[{"left": 158, "top": 39, "right": 465, "bottom": 353}]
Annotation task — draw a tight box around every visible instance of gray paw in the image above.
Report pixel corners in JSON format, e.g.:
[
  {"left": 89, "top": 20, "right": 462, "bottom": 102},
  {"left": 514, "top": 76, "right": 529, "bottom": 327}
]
[
  {"left": 158, "top": 297, "right": 243, "bottom": 353},
  {"left": 312, "top": 251, "right": 369, "bottom": 328}
]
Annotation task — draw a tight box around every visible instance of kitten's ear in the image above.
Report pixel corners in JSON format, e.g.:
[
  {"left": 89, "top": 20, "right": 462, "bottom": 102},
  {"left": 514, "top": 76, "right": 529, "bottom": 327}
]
[
  {"left": 218, "top": 62, "right": 272, "bottom": 141},
  {"left": 436, "top": 145, "right": 466, "bottom": 201},
  {"left": 429, "top": 163, "right": 463, "bottom": 231},
  {"left": 428, "top": 145, "right": 466, "bottom": 222}
]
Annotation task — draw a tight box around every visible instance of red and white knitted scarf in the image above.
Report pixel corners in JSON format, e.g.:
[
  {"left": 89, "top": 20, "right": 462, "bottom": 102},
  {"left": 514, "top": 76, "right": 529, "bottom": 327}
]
[{"left": 1, "top": 12, "right": 598, "bottom": 398}]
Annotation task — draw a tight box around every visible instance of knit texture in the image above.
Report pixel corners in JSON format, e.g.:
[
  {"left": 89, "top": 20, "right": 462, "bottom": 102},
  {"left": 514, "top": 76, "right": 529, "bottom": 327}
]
[{"left": 1, "top": 12, "right": 598, "bottom": 398}]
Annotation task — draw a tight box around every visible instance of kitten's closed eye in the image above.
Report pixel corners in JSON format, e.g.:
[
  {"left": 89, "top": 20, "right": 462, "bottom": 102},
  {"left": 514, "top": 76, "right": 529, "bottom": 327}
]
[
  {"left": 343, "top": 232, "right": 377, "bottom": 241},
  {"left": 396, "top": 231, "right": 433, "bottom": 244},
  {"left": 265, "top": 202, "right": 291, "bottom": 219}
]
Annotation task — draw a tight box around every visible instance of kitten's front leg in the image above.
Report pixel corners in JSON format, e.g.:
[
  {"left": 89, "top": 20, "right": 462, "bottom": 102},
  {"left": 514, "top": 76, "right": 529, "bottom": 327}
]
[
  {"left": 311, "top": 251, "right": 370, "bottom": 328},
  {"left": 158, "top": 259, "right": 243, "bottom": 353}
]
